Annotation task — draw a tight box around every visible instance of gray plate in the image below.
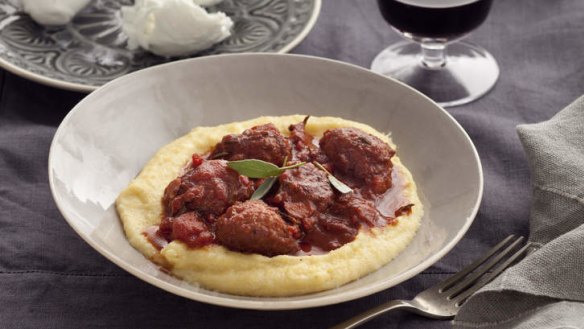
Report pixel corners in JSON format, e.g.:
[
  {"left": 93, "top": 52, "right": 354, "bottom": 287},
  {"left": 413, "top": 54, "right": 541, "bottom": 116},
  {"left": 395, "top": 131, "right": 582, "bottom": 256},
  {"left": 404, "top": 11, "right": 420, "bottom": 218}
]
[{"left": 0, "top": 0, "right": 320, "bottom": 92}]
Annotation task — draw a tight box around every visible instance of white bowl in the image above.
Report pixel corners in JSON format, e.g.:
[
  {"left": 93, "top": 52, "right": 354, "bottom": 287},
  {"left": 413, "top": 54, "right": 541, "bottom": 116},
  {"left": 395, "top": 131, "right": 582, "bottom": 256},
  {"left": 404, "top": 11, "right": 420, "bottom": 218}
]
[{"left": 48, "top": 54, "right": 483, "bottom": 310}]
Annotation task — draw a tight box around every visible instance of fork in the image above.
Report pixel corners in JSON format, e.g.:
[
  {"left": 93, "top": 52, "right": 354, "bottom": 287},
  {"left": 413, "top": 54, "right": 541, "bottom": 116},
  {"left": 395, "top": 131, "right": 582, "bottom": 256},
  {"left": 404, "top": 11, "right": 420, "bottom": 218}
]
[{"left": 331, "top": 235, "right": 532, "bottom": 329}]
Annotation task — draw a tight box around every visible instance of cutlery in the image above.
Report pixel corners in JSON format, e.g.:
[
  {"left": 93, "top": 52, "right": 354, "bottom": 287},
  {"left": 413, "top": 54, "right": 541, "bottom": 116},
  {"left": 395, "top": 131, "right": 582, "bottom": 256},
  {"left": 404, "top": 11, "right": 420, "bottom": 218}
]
[{"left": 331, "top": 235, "right": 532, "bottom": 329}]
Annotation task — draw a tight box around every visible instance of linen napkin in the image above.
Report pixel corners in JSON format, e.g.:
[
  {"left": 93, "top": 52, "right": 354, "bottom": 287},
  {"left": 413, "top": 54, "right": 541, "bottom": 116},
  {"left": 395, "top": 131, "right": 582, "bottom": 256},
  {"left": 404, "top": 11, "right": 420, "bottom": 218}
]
[{"left": 452, "top": 95, "right": 584, "bottom": 328}]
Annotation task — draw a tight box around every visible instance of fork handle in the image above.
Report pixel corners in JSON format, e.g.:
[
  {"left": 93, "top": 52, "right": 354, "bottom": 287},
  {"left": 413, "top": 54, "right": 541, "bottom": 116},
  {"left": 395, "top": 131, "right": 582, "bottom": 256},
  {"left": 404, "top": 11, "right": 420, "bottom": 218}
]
[{"left": 330, "top": 300, "right": 418, "bottom": 329}]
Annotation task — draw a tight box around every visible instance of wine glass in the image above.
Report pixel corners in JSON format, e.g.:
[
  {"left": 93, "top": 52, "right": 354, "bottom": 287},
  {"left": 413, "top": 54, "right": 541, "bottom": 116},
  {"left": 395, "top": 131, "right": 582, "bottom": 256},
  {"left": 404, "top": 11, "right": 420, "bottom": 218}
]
[{"left": 372, "top": 0, "right": 499, "bottom": 107}]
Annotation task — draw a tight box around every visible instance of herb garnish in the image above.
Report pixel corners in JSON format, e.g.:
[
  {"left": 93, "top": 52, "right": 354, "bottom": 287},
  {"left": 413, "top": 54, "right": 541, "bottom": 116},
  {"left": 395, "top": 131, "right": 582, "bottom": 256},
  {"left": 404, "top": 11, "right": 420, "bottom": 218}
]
[
  {"left": 250, "top": 176, "right": 278, "bottom": 200},
  {"left": 228, "top": 157, "right": 305, "bottom": 200},
  {"left": 313, "top": 162, "right": 353, "bottom": 194},
  {"left": 227, "top": 159, "right": 305, "bottom": 178}
]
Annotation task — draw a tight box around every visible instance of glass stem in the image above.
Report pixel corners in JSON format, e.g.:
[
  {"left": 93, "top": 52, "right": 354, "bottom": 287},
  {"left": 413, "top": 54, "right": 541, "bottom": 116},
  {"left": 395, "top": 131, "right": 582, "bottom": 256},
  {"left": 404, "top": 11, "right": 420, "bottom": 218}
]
[{"left": 420, "top": 42, "right": 446, "bottom": 69}]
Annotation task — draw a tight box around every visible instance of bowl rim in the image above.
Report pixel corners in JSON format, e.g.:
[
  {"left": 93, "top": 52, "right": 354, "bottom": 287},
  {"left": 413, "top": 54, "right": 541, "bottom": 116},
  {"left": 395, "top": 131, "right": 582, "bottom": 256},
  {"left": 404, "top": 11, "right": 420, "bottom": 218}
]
[
  {"left": 0, "top": 0, "right": 322, "bottom": 93},
  {"left": 48, "top": 53, "right": 483, "bottom": 310}
]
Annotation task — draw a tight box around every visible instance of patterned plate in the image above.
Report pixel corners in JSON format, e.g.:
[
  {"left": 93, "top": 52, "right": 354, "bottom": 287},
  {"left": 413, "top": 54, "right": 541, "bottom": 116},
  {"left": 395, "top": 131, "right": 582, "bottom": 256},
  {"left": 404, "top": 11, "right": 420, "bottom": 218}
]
[{"left": 0, "top": 0, "right": 321, "bottom": 92}]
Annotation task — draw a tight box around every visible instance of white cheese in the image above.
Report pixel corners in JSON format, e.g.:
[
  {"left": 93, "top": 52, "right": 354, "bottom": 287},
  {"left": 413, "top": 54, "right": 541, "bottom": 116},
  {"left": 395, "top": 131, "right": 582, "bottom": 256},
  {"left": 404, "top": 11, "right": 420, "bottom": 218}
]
[
  {"left": 21, "top": 0, "right": 91, "bottom": 26},
  {"left": 121, "top": 0, "right": 233, "bottom": 57}
]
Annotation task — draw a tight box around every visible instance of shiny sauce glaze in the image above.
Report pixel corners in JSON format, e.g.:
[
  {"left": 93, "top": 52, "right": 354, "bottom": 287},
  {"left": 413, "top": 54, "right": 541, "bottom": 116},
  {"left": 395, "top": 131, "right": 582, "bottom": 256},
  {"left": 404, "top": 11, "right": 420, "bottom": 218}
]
[{"left": 144, "top": 119, "right": 414, "bottom": 256}]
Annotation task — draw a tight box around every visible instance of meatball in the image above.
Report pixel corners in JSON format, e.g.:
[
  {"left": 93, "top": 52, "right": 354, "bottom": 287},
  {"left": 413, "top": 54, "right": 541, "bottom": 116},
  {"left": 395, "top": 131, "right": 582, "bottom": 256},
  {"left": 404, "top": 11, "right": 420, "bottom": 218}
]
[
  {"left": 159, "top": 212, "right": 214, "bottom": 248},
  {"left": 301, "top": 213, "right": 358, "bottom": 252},
  {"left": 271, "top": 163, "right": 334, "bottom": 223},
  {"left": 288, "top": 118, "right": 327, "bottom": 163},
  {"left": 210, "top": 123, "right": 291, "bottom": 165},
  {"left": 162, "top": 159, "right": 254, "bottom": 218},
  {"left": 319, "top": 127, "right": 395, "bottom": 195},
  {"left": 331, "top": 194, "right": 387, "bottom": 227},
  {"left": 300, "top": 195, "right": 386, "bottom": 252},
  {"left": 215, "top": 200, "right": 300, "bottom": 256}
]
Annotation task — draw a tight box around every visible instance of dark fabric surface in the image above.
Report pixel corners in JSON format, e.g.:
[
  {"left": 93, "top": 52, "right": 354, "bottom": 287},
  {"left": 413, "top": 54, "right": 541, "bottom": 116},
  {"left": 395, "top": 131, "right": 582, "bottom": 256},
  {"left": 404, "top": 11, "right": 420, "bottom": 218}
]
[{"left": 1, "top": 0, "right": 583, "bottom": 328}]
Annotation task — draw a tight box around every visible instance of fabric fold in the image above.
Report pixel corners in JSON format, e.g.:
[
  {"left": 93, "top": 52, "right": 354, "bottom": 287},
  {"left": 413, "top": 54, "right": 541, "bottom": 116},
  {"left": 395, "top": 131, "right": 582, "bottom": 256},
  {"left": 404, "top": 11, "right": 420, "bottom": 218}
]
[{"left": 453, "top": 95, "right": 584, "bottom": 328}]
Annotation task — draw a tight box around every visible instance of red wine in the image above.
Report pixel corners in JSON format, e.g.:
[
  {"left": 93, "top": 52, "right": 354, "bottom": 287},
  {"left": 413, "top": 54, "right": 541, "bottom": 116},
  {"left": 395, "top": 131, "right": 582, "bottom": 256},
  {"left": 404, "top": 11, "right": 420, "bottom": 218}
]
[{"left": 378, "top": 0, "right": 493, "bottom": 40}]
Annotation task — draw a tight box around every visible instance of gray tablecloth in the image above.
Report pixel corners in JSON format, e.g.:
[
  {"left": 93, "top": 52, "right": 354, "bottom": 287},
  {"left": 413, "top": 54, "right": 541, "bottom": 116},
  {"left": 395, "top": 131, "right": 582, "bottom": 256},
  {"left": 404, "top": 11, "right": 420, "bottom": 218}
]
[{"left": 1, "top": 0, "right": 583, "bottom": 328}]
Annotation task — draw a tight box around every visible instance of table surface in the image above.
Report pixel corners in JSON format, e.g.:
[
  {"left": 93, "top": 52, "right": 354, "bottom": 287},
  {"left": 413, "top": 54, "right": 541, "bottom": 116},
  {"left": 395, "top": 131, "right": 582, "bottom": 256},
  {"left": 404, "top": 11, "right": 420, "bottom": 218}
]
[{"left": 1, "top": 0, "right": 583, "bottom": 328}]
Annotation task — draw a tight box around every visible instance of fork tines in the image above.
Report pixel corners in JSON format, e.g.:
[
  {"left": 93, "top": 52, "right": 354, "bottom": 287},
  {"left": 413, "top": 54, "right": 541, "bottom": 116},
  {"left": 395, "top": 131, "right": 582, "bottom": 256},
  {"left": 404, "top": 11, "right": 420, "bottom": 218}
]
[{"left": 438, "top": 235, "right": 532, "bottom": 305}]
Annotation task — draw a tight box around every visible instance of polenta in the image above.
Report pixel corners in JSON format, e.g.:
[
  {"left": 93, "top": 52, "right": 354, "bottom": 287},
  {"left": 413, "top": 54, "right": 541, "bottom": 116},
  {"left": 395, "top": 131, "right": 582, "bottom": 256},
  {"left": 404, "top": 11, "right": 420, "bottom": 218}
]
[{"left": 116, "top": 115, "right": 423, "bottom": 296}]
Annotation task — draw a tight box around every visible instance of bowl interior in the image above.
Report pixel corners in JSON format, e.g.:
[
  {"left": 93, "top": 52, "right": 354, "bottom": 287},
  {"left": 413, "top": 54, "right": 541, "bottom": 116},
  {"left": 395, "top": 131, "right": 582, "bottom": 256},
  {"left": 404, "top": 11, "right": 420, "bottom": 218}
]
[{"left": 49, "top": 54, "right": 482, "bottom": 310}]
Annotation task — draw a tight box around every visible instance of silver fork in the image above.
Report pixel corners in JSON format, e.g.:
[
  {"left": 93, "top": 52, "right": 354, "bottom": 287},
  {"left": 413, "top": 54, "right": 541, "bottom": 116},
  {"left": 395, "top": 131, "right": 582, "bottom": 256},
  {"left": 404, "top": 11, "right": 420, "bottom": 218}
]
[{"left": 331, "top": 235, "right": 532, "bottom": 329}]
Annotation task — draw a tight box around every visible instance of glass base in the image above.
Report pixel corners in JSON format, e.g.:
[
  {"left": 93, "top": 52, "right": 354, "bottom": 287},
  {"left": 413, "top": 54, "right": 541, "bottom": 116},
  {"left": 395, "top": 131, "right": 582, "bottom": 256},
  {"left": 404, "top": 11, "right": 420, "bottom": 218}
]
[{"left": 371, "top": 41, "right": 499, "bottom": 107}]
